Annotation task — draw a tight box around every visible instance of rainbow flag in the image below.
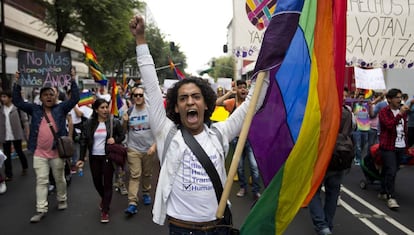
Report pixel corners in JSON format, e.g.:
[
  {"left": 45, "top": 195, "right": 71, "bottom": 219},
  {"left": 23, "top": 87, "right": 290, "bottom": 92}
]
[
  {"left": 169, "top": 59, "right": 185, "bottom": 80},
  {"left": 84, "top": 44, "right": 107, "bottom": 86},
  {"left": 110, "top": 80, "right": 124, "bottom": 116},
  {"left": 78, "top": 91, "right": 94, "bottom": 106},
  {"left": 243, "top": 0, "right": 346, "bottom": 234},
  {"left": 364, "top": 89, "right": 373, "bottom": 99}
]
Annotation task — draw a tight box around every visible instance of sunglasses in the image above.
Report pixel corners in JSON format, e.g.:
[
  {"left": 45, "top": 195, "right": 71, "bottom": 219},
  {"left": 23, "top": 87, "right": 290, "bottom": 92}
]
[{"left": 133, "top": 93, "right": 144, "bottom": 98}]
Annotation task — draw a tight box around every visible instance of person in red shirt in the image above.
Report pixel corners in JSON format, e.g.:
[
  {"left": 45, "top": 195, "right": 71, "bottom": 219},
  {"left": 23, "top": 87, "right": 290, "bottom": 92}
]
[{"left": 378, "top": 88, "right": 409, "bottom": 209}]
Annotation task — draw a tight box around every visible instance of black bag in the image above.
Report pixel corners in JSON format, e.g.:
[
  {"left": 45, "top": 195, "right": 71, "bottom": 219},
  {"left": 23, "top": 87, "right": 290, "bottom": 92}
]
[
  {"left": 329, "top": 106, "right": 354, "bottom": 171},
  {"left": 329, "top": 134, "right": 354, "bottom": 171}
]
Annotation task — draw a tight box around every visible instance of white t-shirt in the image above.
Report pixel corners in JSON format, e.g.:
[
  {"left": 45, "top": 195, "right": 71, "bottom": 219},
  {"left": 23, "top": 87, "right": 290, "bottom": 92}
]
[
  {"left": 92, "top": 122, "right": 107, "bottom": 156},
  {"left": 392, "top": 109, "right": 406, "bottom": 148},
  {"left": 166, "top": 130, "right": 222, "bottom": 222},
  {"left": 3, "top": 105, "right": 14, "bottom": 141}
]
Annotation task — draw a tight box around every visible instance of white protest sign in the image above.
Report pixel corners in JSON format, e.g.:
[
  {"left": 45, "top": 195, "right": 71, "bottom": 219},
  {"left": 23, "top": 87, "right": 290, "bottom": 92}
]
[
  {"left": 163, "top": 79, "right": 179, "bottom": 93},
  {"left": 354, "top": 67, "right": 386, "bottom": 90},
  {"left": 216, "top": 78, "right": 233, "bottom": 91}
]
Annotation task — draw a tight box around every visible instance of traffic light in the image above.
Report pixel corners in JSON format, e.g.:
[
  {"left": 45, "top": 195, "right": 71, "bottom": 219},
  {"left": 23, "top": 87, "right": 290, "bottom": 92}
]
[{"left": 169, "top": 42, "right": 175, "bottom": 51}]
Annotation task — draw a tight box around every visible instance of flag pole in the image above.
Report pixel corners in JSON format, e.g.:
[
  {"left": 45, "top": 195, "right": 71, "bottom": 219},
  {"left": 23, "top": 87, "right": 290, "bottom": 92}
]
[{"left": 216, "top": 71, "right": 267, "bottom": 219}]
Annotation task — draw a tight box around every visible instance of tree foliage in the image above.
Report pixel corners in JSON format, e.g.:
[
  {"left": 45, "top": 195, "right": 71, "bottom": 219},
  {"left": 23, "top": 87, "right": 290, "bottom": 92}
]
[
  {"left": 210, "top": 56, "right": 234, "bottom": 79},
  {"left": 34, "top": 0, "right": 195, "bottom": 84}
]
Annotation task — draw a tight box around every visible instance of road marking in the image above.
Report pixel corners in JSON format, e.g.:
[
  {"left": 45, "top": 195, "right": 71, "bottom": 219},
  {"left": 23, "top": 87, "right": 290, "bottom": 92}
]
[
  {"left": 341, "top": 186, "right": 414, "bottom": 235},
  {"left": 339, "top": 199, "right": 387, "bottom": 235}
]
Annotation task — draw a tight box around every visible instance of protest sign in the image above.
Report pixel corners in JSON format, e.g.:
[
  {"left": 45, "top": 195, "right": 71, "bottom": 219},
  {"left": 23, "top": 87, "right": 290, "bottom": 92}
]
[
  {"left": 354, "top": 67, "right": 386, "bottom": 90},
  {"left": 18, "top": 50, "right": 72, "bottom": 87}
]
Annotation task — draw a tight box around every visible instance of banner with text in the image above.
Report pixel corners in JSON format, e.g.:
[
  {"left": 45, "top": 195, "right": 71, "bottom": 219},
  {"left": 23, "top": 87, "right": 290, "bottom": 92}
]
[
  {"left": 232, "top": 0, "right": 276, "bottom": 62},
  {"left": 18, "top": 50, "right": 72, "bottom": 87},
  {"left": 347, "top": 0, "right": 414, "bottom": 69}
]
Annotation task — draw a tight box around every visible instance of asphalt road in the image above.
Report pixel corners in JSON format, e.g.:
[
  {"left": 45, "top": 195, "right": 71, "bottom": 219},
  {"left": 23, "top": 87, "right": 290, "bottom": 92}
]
[{"left": 1, "top": 151, "right": 413, "bottom": 235}]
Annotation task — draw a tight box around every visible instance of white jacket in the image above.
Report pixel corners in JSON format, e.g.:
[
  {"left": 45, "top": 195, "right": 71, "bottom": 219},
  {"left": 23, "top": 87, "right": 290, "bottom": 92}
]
[{"left": 135, "top": 45, "right": 269, "bottom": 225}]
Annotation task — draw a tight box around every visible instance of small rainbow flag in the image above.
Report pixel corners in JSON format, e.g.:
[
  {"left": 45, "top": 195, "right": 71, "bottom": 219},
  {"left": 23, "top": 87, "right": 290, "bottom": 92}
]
[
  {"left": 84, "top": 43, "right": 107, "bottom": 86},
  {"left": 364, "top": 89, "right": 373, "bottom": 99},
  {"left": 122, "top": 73, "right": 128, "bottom": 91},
  {"left": 169, "top": 59, "right": 185, "bottom": 80},
  {"left": 78, "top": 91, "right": 94, "bottom": 106},
  {"left": 110, "top": 79, "right": 124, "bottom": 116}
]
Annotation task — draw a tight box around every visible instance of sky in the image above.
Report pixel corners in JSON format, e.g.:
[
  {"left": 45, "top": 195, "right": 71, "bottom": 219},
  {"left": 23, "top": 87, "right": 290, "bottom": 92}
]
[{"left": 144, "top": 0, "right": 233, "bottom": 75}]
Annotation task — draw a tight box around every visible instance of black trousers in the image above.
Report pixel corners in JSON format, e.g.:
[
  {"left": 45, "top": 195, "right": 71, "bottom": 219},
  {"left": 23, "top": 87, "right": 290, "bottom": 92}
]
[{"left": 3, "top": 140, "right": 28, "bottom": 178}]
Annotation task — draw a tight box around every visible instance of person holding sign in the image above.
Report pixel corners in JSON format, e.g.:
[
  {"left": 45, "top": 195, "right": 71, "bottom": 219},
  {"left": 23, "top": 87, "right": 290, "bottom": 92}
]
[{"left": 12, "top": 68, "right": 80, "bottom": 223}]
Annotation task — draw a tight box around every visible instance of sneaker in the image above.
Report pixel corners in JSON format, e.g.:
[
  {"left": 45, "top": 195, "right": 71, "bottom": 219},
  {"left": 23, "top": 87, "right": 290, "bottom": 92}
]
[
  {"left": 58, "top": 201, "right": 68, "bottom": 210},
  {"left": 318, "top": 227, "right": 333, "bottom": 235},
  {"left": 253, "top": 192, "right": 261, "bottom": 201},
  {"left": 30, "top": 212, "right": 46, "bottom": 223},
  {"left": 100, "top": 212, "right": 109, "bottom": 223},
  {"left": 337, "top": 195, "right": 342, "bottom": 207},
  {"left": 48, "top": 185, "right": 55, "bottom": 193},
  {"left": 387, "top": 198, "right": 400, "bottom": 209},
  {"left": 0, "top": 182, "right": 6, "bottom": 194},
  {"left": 378, "top": 193, "right": 388, "bottom": 201},
  {"left": 119, "top": 185, "right": 128, "bottom": 196},
  {"left": 5, "top": 176, "right": 12, "bottom": 182},
  {"left": 124, "top": 204, "right": 138, "bottom": 215},
  {"left": 21, "top": 169, "right": 28, "bottom": 176},
  {"left": 143, "top": 194, "right": 152, "bottom": 205},
  {"left": 236, "top": 188, "right": 246, "bottom": 197}
]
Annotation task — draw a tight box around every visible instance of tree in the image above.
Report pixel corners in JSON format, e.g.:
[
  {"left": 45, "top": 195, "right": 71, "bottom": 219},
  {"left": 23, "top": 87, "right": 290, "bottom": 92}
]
[
  {"left": 35, "top": 0, "right": 139, "bottom": 71},
  {"left": 210, "top": 56, "right": 234, "bottom": 79}
]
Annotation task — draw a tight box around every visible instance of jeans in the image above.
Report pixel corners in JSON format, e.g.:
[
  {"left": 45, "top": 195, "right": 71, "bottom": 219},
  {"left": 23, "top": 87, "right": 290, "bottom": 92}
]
[
  {"left": 33, "top": 156, "right": 67, "bottom": 213},
  {"left": 379, "top": 148, "right": 404, "bottom": 198},
  {"left": 353, "top": 130, "right": 369, "bottom": 162},
  {"left": 308, "top": 170, "right": 345, "bottom": 234},
  {"left": 231, "top": 138, "right": 260, "bottom": 193},
  {"left": 3, "top": 140, "right": 28, "bottom": 178},
  {"left": 368, "top": 128, "right": 378, "bottom": 149},
  {"left": 127, "top": 148, "right": 153, "bottom": 205},
  {"left": 71, "top": 142, "right": 80, "bottom": 166}
]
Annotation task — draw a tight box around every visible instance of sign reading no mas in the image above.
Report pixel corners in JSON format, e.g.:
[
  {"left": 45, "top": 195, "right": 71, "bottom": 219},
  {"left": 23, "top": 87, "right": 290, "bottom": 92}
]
[{"left": 18, "top": 50, "right": 72, "bottom": 87}]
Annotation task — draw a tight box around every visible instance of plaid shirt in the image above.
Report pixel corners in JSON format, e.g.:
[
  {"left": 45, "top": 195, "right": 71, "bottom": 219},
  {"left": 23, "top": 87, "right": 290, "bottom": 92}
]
[{"left": 378, "top": 106, "right": 408, "bottom": 151}]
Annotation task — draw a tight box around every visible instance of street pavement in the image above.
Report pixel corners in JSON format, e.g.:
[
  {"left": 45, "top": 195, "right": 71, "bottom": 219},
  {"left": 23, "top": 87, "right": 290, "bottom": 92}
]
[{"left": 1, "top": 151, "right": 414, "bottom": 235}]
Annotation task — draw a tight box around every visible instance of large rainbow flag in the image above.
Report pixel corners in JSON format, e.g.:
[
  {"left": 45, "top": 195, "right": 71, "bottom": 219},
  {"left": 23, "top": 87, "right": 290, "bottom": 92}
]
[
  {"left": 242, "top": 0, "right": 346, "bottom": 234},
  {"left": 84, "top": 44, "right": 107, "bottom": 86}
]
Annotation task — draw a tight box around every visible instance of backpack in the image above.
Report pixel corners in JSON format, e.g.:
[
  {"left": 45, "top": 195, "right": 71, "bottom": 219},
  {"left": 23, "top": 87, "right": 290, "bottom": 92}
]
[{"left": 328, "top": 106, "right": 355, "bottom": 171}]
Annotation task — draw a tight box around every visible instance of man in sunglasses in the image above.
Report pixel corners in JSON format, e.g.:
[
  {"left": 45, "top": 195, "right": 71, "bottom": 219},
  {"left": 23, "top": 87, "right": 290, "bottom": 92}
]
[{"left": 122, "top": 86, "right": 156, "bottom": 216}]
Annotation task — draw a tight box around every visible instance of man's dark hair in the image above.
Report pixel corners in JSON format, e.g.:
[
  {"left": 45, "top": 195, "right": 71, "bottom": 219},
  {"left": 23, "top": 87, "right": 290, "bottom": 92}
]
[
  {"left": 166, "top": 77, "right": 217, "bottom": 125},
  {"left": 40, "top": 87, "right": 54, "bottom": 96},
  {"left": 386, "top": 88, "right": 402, "bottom": 99},
  {"left": 236, "top": 80, "right": 247, "bottom": 87},
  {"left": 0, "top": 90, "right": 12, "bottom": 97}
]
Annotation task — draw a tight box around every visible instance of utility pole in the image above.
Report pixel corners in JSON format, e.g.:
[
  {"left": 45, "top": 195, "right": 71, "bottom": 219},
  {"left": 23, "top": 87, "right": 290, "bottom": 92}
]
[{"left": 1, "top": 0, "right": 8, "bottom": 91}]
